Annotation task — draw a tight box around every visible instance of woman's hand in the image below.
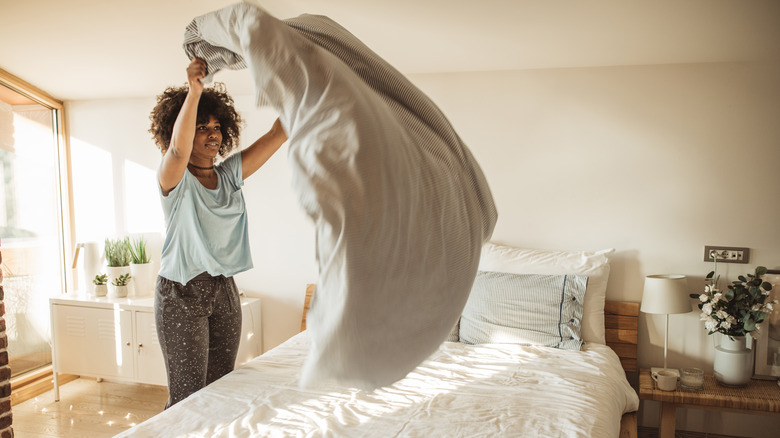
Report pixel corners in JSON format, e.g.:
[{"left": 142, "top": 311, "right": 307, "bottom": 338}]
[
  {"left": 159, "top": 57, "right": 208, "bottom": 194},
  {"left": 186, "top": 57, "right": 207, "bottom": 94}
]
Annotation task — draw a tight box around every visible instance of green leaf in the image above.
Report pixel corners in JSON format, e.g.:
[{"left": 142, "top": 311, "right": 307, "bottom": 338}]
[
  {"left": 743, "top": 318, "right": 757, "bottom": 332},
  {"left": 738, "top": 275, "right": 747, "bottom": 282},
  {"left": 725, "top": 289, "right": 735, "bottom": 300},
  {"left": 762, "top": 281, "right": 773, "bottom": 291},
  {"left": 706, "top": 271, "right": 715, "bottom": 280},
  {"left": 756, "top": 266, "right": 768, "bottom": 276},
  {"left": 689, "top": 293, "right": 700, "bottom": 299}
]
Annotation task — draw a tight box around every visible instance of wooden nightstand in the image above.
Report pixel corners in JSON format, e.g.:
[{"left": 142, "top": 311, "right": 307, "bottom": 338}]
[{"left": 638, "top": 368, "right": 780, "bottom": 438}]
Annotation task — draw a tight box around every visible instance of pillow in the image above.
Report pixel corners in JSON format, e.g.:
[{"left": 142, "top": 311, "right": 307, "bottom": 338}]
[
  {"left": 184, "top": 3, "right": 497, "bottom": 390},
  {"left": 459, "top": 271, "right": 588, "bottom": 349},
  {"left": 479, "top": 242, "right": 614, "bottom": 344},
  {"left": 446, "top": 319, "right": 460, "bottom": 342}
]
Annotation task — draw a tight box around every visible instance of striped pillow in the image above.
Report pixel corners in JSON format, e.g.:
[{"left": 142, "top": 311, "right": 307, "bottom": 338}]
[{"left": 459, "top": 271, "right": 588, "bottom": 350}]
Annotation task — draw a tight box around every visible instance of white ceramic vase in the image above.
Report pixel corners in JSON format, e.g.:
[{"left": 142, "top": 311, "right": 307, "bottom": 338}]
[
  {"left": 130, "top": 262, "right": 155, "bottom": 297},
  {"left": 713, "top": 335, "right": 753, "bottom": 387},
  {"left": 109, "top": 284, "right": 128, "bottom": 298},
  {"left": 94, "top": 283, "right": 108, "bottom": 297}
]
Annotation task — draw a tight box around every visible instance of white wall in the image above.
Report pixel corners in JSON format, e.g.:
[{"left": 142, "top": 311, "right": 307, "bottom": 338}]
[{"left": 64, "top": 60, "right": 780, "bottom": 436}]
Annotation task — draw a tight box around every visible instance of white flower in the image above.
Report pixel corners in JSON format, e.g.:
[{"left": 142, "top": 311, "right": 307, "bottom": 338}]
[
  {"left": 713, "top": 292, "right": 722, "bottom": 303},
  {"left": 719, "top": 320, "right": 731, "bottom": 330},
  {"left": 702, "top": 303, "right": 713, "bottom": 315},
  {"left": 699, "top": 293, "right": 709, "bottom": 302},
  {"left": 704, "top": 319, "right": 718, "bottom": 331},
  {"left": 727, "top": 315, "right": 737, "bottom": 324},
  {"left": 752, "top": 304, "right": 762, "bottom": 312},
  {"left": 716, "top": 310, "right": 729, "bottom": 319}
]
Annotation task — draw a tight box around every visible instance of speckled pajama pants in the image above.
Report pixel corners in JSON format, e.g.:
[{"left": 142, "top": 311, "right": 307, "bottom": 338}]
[{"left": 154, "top": 272, "right": 242, "bottom": 409}]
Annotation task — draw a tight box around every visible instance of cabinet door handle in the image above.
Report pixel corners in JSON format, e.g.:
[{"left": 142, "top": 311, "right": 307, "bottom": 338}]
[
  {"left": 138, "top": 343, "right": 144, "bottom": 354},
  {"left": 126, "top": 342, "right": 131, "bottom": 346}
]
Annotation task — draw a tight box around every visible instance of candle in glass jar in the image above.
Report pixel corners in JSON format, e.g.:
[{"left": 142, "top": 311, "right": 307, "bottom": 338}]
[{"left": 680, "top": 367, "right": 704, "bottom": 390}]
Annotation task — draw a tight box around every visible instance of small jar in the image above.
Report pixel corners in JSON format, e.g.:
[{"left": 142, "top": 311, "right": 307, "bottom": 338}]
[{"left": 680, "top": 367, "right": 704, "bottom": 390}]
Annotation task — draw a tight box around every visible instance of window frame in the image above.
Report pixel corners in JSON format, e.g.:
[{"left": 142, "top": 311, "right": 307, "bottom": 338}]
[{"left": 0, "top": 68, "right": 75, "bottom": 295}]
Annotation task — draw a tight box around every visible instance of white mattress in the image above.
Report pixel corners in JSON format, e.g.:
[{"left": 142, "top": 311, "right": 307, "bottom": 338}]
[{"left": 121, "top": 332, "right": 639, "bottom": 437}]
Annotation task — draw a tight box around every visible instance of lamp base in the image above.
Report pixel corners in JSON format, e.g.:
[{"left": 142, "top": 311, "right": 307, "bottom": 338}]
[{"left": 651, "top": 366, "right": 680, "bottom": 377}]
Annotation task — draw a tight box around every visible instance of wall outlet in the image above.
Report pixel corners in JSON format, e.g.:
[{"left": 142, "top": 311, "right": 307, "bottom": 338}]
[{"left": 703, "top": 245, "right": 750, "bottom": 264}]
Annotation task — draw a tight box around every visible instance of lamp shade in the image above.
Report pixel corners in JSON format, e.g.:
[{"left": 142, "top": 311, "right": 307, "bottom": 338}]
[{"left": 640, "top": 275, "right": 691, "bottom": 315}]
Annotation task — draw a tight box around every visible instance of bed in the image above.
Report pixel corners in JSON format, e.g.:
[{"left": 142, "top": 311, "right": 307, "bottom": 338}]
[{"left": 118, "top": 243, "right": 640, "bottom": 437}]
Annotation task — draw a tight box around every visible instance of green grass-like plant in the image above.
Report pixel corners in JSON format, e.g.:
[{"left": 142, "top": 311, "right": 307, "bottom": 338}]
[
  {"left": 128, "top": 237, "right": 151, "bottom": 264},
  {"left": 105, "top": 237, "right": 131, "bottom": 267}
]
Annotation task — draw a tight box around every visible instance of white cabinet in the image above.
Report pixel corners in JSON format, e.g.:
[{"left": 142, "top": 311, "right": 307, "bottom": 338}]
[
  {"left": 51, "top": 305, "right": 134, "bottom": 381},
  {"left": 134, "top": 310, "right": 167, "bottom": 385},
  {"left": 50, "top": 294, "right": 262, "bottom": 400}
]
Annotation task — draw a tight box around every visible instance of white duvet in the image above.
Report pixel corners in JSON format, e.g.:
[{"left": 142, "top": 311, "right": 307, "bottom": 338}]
[
  {"left": 183, "top": 2, "right": 497, "bottom": 390},
  {"left": 120, "top": 332, "right": 639, "bottom": 437}
]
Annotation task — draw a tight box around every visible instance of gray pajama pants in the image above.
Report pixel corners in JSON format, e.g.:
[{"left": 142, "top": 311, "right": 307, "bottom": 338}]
[{"left": 154, "top": 272, "right": 242, "bottom": 409}]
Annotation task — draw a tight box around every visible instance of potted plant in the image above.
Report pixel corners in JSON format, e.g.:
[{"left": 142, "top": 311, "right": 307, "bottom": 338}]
[
  {"left": 109, "top": 273, "right": 132, "bottom": 298},
  {"left": 93, "top": 273, "right": 108, "bottom": 297},
  {"left": 691, "top": 265, "right": 776, "bottom": 386},
  {"left": 127, "top": 236, "right": 154, "bottom": 297},
  {"left": 105, "top": 237, "right": 131, "bottom": 290}
]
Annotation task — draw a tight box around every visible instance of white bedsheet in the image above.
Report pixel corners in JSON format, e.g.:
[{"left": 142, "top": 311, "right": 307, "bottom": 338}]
[
  {"left": 183, "top": 2, "right": 497, "bottom": 390},
  {"left": 120, "top": 333, "right": 639, "bottom": 437}
]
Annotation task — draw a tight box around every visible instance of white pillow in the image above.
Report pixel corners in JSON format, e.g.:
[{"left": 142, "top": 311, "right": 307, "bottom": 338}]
[
  {"left": 479, "top": 242, "right": 614, "bottom": 344},
  {"left": 460, "top": 271, "right": 588, "bottom": 350}
]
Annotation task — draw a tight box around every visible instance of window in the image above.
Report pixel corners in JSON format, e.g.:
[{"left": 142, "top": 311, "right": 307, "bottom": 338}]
[{"left": 0, "top": 70, "right": 71, "bottom": 378}]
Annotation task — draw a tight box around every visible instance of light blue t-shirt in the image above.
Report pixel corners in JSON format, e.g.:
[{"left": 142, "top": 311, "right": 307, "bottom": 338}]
[{"left": 158, "top": 153, "right": 252, "bottom": 285}]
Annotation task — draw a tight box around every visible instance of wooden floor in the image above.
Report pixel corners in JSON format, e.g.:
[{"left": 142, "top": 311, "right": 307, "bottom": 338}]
[{"left": 12, "top": 377, "right": 168, "bottom": 437}]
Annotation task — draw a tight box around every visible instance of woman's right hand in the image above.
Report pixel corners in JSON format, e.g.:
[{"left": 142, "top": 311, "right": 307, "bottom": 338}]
[
  {"left": 160, "top": 57, "right": 207, "bottom": 194},
  {"left": 186, "top": 57, "right": 207, "bottom": 94}
]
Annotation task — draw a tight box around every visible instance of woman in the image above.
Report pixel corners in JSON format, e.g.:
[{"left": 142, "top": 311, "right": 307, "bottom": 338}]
[{"left": 148, "top": 57, "right": 287, "bottom": 408}]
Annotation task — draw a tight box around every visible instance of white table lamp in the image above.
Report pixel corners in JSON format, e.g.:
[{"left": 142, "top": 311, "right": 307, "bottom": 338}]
[{"left": 640, "top": 274, "right": 691, "bottom": 377}]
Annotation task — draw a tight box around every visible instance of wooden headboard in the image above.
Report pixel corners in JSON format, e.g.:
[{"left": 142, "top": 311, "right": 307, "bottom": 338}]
[
  {"left": 301, "top": 284, "right": 316, "bottom": 332},
  {"left": 300, "top": 285, "right": 639, "bottom": 374},
  {"left": 604, "top": 301, "right": 639, "bottom": 373}
]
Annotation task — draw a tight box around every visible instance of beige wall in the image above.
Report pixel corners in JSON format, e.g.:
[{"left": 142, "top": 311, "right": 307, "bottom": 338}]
[
  {"left": 409, "top": 61, "right": 780, "bottom": 436},
  {"left": 65, "top": 60, "right": 780, "bottom": 436}
]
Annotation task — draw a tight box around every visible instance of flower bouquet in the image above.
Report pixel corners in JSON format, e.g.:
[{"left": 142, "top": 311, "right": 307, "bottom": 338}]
[{"left": 691, "top": 266, "right": 776, "bottom": 339}]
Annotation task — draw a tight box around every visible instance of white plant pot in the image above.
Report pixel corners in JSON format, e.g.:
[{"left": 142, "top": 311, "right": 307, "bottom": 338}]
[
  {"left": 109, "top": 284, "right": 128, "bottom": 298},
  {"left": 713, "top": 335, "right": 753, "bottom": 387},
  {"left": 94, "top": 284, "right": 107, "bottom": 297},
  {"left": 130, "top": 262, "right": 155, "bottom": 297}
]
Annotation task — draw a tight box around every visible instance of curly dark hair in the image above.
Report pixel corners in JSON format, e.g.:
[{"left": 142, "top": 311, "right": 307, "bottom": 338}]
[{"left": 149, "top": 82, "right": 243, "bottom": 157}]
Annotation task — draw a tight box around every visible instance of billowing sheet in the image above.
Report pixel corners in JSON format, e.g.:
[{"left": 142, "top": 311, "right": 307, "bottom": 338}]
[
  {"left": 182, "top": 2, "right": 497, "bottom": 390},
  {"left": 119, "top": 332, "right": 639, "bottom": 437}
]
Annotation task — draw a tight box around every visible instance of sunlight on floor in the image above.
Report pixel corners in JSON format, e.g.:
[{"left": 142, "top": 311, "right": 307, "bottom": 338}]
[{"left": 12, "top": 377, "right": 167, "bottom": 437}]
